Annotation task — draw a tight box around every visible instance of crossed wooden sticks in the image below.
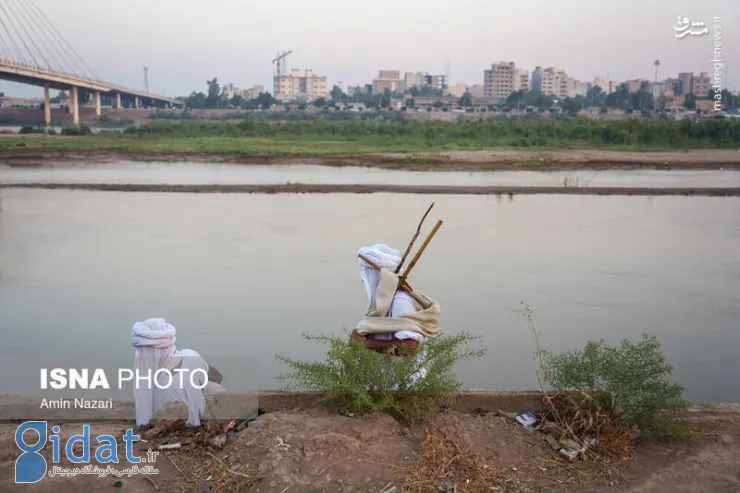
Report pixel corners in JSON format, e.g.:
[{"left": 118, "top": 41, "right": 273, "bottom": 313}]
[{"left": 358, "top": 202, "right": 443, "bottom": 293}]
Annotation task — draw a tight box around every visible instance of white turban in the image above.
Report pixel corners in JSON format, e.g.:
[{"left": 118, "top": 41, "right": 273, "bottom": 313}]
[
  {"left": 131, "top": 318, "right": 206, "bottom": 427},
  {"left": 132, "top": 318, "right": 176, "bottom": 348},
  {"left": 358, "top": 244, "right": 402, "bottom": 312}
]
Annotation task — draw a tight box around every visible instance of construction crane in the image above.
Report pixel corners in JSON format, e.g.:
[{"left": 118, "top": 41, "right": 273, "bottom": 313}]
[{"left": 272, "top": 50, "right": 292, "bottom": 77}]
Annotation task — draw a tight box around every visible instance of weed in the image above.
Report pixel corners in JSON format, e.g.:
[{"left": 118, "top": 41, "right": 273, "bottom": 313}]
[{"left": 276, "top": 331, "right": 485, "bottom": 424}]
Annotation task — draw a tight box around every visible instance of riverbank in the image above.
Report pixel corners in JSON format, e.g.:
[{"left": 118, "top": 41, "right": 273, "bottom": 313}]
[
  {"left": 1, "top": 392, "right": 738, "bottom": 493},
  {"left": 3, "top": 182, "right": 739, "bottom": 196},
  {"left": 2, "top": 146, "right": 740, "bottom": 171}
]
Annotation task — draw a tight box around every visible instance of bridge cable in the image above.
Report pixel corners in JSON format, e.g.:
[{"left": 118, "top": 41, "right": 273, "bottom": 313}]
[
  {"left": 26, "top": 0, "right": 96, "bottom": 79},
  {"left": 12, "top": 0, "right": 76, "bottom": 74},
  {"left": 6, "top": 0, "right": 52, "bottom": 70},
  {"left": 21, "top": 0, "right": 82, "bottom": 76},
  {"left": 0, "top": 3, "right": 26, "bottom": 62},
  {"left": 21, "top": 0, "right": 82, "bottom": 75},
  {"left": 0, "top": 1, "right": 39, "bottom": 67},
  {"left": 0, "top": 23, "right": 12, "bottom": 59}
]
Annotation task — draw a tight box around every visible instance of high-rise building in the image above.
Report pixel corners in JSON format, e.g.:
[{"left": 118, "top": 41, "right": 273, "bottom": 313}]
[
  {"left": 274, "top": 69, "right": 329, "bottom": 102},
  {"left": 483, "top": 61, "right": 516, "bottom": 101},
  {"left": 532, "top": 67, "right": 569, "bottom": 99},
  {"left": 691, "top": 72, "right": 711, "bottom": 97},
  {"left": 677, "top": 72, "right": 693, "bottom": 96},
  {"left": 514, "top": 69, "right": 531, "bottom": 92}
]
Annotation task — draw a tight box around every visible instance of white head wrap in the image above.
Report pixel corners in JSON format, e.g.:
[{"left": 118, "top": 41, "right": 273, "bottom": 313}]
[
  {"left": 357, "top": 244, "right": 402, "bottom": 312},
  {"left": 131, "top": 318, "right": 206, "bottom": 427}
]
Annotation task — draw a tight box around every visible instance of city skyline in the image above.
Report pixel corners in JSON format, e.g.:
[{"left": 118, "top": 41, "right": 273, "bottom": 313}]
[{"left": 0, "top": 0, "right": 737, "bottom": 98}]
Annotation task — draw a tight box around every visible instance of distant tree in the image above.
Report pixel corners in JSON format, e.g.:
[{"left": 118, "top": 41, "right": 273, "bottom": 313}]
[
  {"left": 432, "top": 100, "right": 444, "bottom": 109},
  {"left": 364, "top": 100, "right": 377, "bottom": 109},
  {"left": 205, "top": 78, "right": 221, "bottom": 108},
  {"left": 405, "top": 97, "right": 416, "bottom": 109},
  {"left": 330, "top": 85, "right": 347, "bottom": 102},
  {"left": 298, "top": 103, "right": 307, "bottom": 111},
  {"left": 586, "top": 85, "right": 605, "bottom": 107},
  {"left": 459, "top": 92, "right": 472, "bottom": 107},
  {"left": 380, "top": 96, "right": 391, "bottom": 109},
  {"left": 684, "top": 92, "right": 697, "bottom": 110},
  {"left": 561, "top": 97, "right": 581, "bottom": 114},
  {"left": 313, "top": 97, "right": 327, "bottom": 108},
  {"left": 186, "top": 91, "right": 207, "bottom": 109},
  {"left": 254, "top": 92, "right": 276, "bottom": 110},
  {"left": 230, "top": 95, "right": 245, "bottom": 108}
]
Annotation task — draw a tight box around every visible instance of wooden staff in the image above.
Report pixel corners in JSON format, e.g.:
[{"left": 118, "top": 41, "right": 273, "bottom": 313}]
[
  {"left": 358, "top": 254, "right": 414, "bottom": 293},
  {"left": 395, "top": 202, "right": 435, "bottom": 274},
  {"left": 401, "top": 219, "right": 443, "bottom": 280}
]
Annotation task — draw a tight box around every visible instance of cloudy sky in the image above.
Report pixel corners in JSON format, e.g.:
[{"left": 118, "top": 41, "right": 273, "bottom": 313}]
[{"left": 0, "top": 0, "right": 738, "bottom": 98}]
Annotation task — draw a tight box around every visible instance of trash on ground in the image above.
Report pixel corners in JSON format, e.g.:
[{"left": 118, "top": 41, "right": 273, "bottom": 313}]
[
  {"left": 158, "top": 442, "right": 182, "bottom": 450},
  {"left": 515, "top": 411, "right": 539, "bottom": 432}
]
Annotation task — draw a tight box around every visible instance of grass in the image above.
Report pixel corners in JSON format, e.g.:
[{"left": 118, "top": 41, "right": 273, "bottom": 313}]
[{"left": 1, "top": 118, "right": 738, "bottom": 157}]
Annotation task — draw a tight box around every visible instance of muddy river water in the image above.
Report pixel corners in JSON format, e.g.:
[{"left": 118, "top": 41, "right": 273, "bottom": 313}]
[{"left": 0, "top": 163, "right": 739, "bottom": 403}]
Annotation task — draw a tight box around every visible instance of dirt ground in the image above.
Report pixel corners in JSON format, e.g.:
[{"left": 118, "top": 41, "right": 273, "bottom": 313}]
[
  {"left": 2, "top": 148, "right": 740, "bottom": 172},
  {"left": 1, "top": 395, "right": 738, "bottom": 493}
]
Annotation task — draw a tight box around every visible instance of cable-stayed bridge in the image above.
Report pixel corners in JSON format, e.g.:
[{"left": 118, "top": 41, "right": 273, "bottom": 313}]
[{"left": 0, "top": 0, "right": 182, "bottom": 127}]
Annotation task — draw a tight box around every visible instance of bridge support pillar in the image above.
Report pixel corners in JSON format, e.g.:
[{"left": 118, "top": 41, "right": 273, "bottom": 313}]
[
  {"left": 134, "top": 96, "right": 140, "bottom": 109},
  {"left": 115, "top": 92, "right": 121, "bottom": 109},
  {"left": 44, "top": 86, "right": 51, "bottom": 129},
  {"left": 94, "top": 90, "right": 101, "bottom": 117},
  {"left": 70, "top": 86, "right": 79, "bottom": 127}
]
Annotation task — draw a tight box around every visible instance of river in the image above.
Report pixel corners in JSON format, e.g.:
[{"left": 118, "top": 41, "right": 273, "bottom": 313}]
[{"left": 0, "top": 180, "right": 738, "bottom": 403}]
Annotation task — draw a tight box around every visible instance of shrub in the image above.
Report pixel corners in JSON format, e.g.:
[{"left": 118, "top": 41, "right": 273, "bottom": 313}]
[
  {"left": 61, "top": 124, "right": 92, "bottom": 136},
  {"left": 543, "top": 334, "right": 691, "bottom": 442},
  {"left": 277, "top": 331, "right": 485, "bottom": 424}
]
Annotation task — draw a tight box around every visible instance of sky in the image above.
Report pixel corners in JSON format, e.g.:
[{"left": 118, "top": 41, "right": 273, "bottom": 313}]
[{"left": 0, "top": 0, "right": 738, "bottom": 98}]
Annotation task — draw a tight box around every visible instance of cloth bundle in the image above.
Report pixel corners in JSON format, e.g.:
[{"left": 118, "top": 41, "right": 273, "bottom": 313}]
[{"left": 356, "top": 244, "right": 442, "bottom": 388}]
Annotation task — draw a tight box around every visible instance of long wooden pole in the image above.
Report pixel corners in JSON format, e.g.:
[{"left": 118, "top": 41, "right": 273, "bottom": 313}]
[
  {"left": 395, "top": 202, "right": 435, "bottom": 274},
  {"left": 401, "top": 219, "right": 443, "bottom": 280}
]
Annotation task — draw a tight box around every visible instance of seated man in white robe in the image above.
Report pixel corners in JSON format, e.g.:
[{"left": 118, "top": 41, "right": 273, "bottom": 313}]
[
  {"left": 351, "top": 244, "right": 441, "bottom": 387},
  {"left": 131, "top": 318, "right": 226, "bottom": 429}
]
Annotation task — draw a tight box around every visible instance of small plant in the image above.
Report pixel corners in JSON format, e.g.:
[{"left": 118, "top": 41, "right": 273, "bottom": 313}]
[
  {"left": 543, "top": 334, "right": 691, "bottom": 442},
  {"left": 61, "top": 124, "right": 92, "bottom": 136},
  {"left": 277, "top": 331, "right": 485, "bottom": 423}
]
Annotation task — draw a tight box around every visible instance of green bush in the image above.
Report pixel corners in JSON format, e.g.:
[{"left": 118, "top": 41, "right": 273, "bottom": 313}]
[
  {"left": 61, "top": 124, "right": 92, "bottom": 136},
  {"left": 544, "top": 334, "right": 691, "bottom": 441},
  {"left": 19, "top": 125, "right": 42, "bottom": 134},
  {"left": 277, "top": 331, "right": 485, "bottom": 423}
]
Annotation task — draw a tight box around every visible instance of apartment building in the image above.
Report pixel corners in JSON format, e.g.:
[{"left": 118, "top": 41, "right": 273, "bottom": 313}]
[
  {"left": 677, "top": 72, "right": 693, "bottom": 96},
  {"left": 691, "top": 72, "right": 711, "bottom": 97},
  {"left": 627, "top": 79, "right": 649, "bottom": 93},
  {"left": 404, "top": 72, "right": 427, "bottom": 89},
  {"left": 426, "top": 74, "right": 447, "bottom": 91},
  {"left": 245, "top": 85, "right": 265, "bottom": 100},
  {"left": 532, "top": 67, "right": 568, "bottom": 99},
  {"left": 566, "top": 78, "right": 589, "bottom": 98},
  {"left": 373, "top": 70, "right": 403, "bottom": 94},
  {"left": 447, "top": 84, "right": 468, "bottom": 98},
  {"left": 274, "top": 69, "right": 329, "bottom": 102},
  {"left": 469, "top": 84, "right": 485, "bottom": 98},
  {"left": 515, "top": 69, "right": 531, "bottom": 92},
  {"left": 222, "top": 83, "right": 244, "bottom": 100},
  {"left": 592, "top": 78, "right": 621, "bottom": 94},
  {"left": 483, "top": 61, "right": 516, "bottom": 101}
]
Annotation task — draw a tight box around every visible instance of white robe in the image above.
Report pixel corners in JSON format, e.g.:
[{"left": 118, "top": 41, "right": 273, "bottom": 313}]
[{"left": 131, "top": 318, "right": 224, "bottom": 427}]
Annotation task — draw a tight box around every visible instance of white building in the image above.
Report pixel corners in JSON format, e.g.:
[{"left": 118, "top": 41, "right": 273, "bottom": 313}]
[{"left": 274, "top": 69, "right": 329, "bottom": 101}]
